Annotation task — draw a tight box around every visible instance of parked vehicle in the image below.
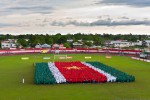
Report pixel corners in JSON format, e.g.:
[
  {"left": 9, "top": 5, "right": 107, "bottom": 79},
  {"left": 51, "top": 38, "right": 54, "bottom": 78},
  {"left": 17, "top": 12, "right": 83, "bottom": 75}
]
[{"left": 139, "top": 53, "right": 148, "bottom": 59}]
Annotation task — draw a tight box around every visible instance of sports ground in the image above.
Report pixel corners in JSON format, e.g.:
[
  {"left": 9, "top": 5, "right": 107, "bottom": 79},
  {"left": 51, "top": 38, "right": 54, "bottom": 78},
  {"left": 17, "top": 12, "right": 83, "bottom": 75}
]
[{"left": 0, "top": 54, "right": 150, "bottom": 100}]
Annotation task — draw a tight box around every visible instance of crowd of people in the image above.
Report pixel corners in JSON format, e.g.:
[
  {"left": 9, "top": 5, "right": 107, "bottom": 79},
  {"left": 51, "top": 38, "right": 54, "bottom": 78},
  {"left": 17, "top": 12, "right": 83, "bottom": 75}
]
[
  {"left": 35, "top": 63, "right": 57, "bottom": 84},
  {"left": 53, "top": 61, "right": 107, "bottom": 83},
  {"left": 87, "top": 62, "right": 135, "bottom": 82},
  {"left": 35, "top": 61, "right": 135, "bottom": 84},
  {"left": 82, "top": 62, "right": 116, "bottom": 82},
  {"left": 48, "top": 62, "right": 66, "bottom": 83}
]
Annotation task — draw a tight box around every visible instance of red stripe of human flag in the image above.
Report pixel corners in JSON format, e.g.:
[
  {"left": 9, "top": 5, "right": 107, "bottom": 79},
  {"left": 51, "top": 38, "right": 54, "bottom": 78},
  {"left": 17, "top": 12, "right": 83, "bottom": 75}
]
[
  {"left": 55, "top": 61, "right": 107, "bottom": 83},
  {"left": 48, "top": 61, "right": 114, "bottom": 83}
]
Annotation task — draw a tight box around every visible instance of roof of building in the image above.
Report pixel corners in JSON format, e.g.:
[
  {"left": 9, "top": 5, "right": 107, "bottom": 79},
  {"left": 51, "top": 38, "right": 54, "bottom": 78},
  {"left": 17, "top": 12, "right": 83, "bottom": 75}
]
[
  {"left": 73, "top": 42, "right": 83, "bottom": 46},
  {"left": 110, "top": 41, "right": 129, "bottom": 44},
  {"left": 41, "top": 44, "right": 51, "bottom": 48}
]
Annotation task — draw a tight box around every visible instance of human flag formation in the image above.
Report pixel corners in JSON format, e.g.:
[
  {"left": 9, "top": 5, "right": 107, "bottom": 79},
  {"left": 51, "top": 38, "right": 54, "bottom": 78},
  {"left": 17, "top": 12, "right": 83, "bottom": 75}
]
[{"left": 34, "top": 61, "right": 135, "bottom": 84}]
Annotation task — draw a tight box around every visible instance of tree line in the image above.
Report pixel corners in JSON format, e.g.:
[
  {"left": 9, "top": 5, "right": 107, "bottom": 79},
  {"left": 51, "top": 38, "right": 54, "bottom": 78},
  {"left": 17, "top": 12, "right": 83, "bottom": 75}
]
[{"left": 0, "top": 33, "right": 149, "bottom": 48}]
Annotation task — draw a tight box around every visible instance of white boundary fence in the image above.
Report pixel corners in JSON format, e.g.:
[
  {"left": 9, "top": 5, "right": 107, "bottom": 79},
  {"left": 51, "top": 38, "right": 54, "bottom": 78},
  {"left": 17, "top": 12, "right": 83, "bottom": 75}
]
[
  {"left": 0, "top": 49, "right": 142, "bottom": 55},
  {"left": 131, "top": 57, "right": 150, "bottom": 62}
]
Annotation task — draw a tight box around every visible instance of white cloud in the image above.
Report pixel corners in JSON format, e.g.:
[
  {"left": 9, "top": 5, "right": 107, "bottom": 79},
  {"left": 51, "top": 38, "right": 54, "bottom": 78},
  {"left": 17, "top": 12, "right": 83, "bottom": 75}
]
[
  {"left": 97, "top": 0, "right": 150, "bottom": 7},
  {"left": 0, "top": 0, "right": 150, "bottom": 34}
]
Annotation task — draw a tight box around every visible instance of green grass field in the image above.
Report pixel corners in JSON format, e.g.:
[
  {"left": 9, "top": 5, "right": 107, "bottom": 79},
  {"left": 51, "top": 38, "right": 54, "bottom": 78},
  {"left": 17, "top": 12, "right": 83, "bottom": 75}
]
[{"left": 0, "top": 54, "right": 150, "bottom": 100}]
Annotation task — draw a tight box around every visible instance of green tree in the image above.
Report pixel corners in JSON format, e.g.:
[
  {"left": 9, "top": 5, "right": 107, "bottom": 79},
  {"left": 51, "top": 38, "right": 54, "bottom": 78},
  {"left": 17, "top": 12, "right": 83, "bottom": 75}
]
[
  {"left": 93, "top": 36, "right": 104, "bottom": 46},
  {"left": 84, "top": 41, "right": 92, "bottom": 47},
  {"left": 53, "top": 33, "right": 61, "bottom": 43},
  {"left": 64, "top": 43, "right": 71, "bottom": 48},
  {"left": 0, "top": 41, "right": 1, "bottom": 48},
  {"left": 17, "top": 39, "right": 28, "bottom": 47},
  {"left": 45, "top": 34, "right": 53, "bottom": 44},
  {"left": 58, "top": 36, "right": 67, "bottom": 44}
]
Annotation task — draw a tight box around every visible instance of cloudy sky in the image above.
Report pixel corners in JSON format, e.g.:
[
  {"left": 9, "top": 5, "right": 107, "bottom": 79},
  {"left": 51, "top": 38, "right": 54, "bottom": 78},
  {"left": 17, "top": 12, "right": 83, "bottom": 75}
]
[{"left": 0, "top": 0, "right": 150, "bottom": 35}]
